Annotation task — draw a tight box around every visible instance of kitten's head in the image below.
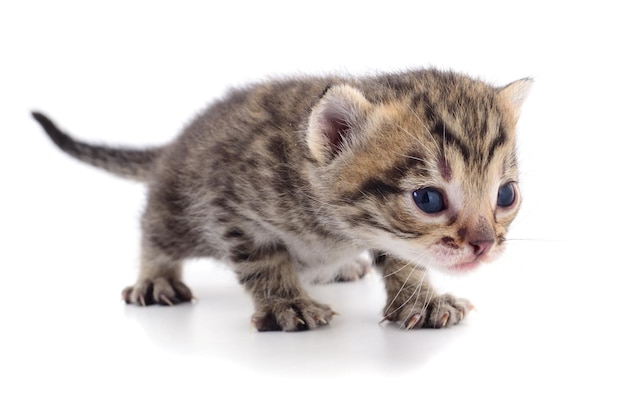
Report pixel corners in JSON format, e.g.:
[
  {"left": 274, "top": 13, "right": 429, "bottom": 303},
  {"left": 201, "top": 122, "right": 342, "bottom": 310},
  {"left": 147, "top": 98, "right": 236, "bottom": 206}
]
[{"left": 306, "top": 70, "right": 532, "bottom": 273}]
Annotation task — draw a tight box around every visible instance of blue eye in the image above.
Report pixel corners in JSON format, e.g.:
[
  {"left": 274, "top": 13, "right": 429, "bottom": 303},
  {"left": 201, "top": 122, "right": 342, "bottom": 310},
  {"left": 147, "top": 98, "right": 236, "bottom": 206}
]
[
  {"left": 413, "top": 188, "right": 446, "bottom": 214},
  {"left": 497, "top": 182, "right": 516, "bottom": 207}
]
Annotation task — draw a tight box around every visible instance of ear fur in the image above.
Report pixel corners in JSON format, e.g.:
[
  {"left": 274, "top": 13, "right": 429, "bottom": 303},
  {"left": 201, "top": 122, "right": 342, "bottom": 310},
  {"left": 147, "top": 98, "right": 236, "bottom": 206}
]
[
  {"left": 498, "top": 78, "right": 533, "bottom": 121},
  {"left": 307, "top": 84, "right": 372, "bottom": 163}
]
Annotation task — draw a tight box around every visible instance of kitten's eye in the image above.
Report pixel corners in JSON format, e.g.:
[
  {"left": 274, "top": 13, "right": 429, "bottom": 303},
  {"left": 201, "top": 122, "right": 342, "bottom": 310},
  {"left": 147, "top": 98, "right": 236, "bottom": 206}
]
[
  {"left": 413, "top": 188, "right": 446, "bottom": 214},
  {"left": 497, "top": 182, "right": 516, "bottom": 207}
]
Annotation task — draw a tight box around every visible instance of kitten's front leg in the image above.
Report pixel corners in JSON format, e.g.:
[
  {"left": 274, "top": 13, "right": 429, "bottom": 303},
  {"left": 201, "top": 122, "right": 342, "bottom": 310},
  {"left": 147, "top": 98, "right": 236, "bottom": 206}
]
[
  {"left": 375, "top": 254, "right": 473, "bottom": 329},
  {"left": 233, "top": 245, "right": 335, "bottom": 332}
]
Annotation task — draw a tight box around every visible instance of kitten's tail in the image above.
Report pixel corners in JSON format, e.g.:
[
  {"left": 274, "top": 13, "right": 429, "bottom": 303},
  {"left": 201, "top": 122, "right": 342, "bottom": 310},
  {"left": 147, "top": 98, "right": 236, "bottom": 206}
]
[{"left": 31, "top": 111, "right": 163, "bottom": 182}]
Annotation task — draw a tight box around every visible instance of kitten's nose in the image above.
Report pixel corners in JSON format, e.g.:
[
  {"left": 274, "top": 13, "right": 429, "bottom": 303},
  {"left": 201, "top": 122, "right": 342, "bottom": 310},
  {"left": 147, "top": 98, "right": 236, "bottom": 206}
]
[{"left": 470, "top": 240, "right": 494, "bottom": 257}]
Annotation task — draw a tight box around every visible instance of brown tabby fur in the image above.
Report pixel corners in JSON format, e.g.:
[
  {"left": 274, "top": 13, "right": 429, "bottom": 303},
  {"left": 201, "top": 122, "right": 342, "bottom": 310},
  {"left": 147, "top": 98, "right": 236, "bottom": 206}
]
[{"left": 32, "top": 69, "right": 531, "bottom": 331}]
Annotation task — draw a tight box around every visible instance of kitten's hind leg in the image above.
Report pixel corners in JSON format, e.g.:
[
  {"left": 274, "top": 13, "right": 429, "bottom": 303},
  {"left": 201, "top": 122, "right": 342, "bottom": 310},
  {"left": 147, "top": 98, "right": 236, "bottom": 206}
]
[
  {"left": 122, "top": 240, "right": 193, "bottom": 306},
  {"left": 375, "top": 254, "right": 473, "bottom": 329},
  {"left": 234, "top": 245, "right": 336, "bottom": 331},
  {"left": 122, "top": 184, "right": 197, "bottom": 306}
]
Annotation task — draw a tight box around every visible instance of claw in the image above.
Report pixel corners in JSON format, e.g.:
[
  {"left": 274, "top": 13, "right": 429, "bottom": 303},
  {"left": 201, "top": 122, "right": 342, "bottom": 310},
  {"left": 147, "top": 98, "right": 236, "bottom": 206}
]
[
  {"left": 405, "top": 314, "right": 422, "bottom": 330},
  {"left": 439, "top": 312, "right": 450, "bottom": 327},
  {"left": 296, "top": 318, "right": 306, "bottom": 326},
  {"left": 160, "top": 294, "right": 174, "bottom": 306},
  {"left": 138, "top": 295, "right": 146, "bottom": 307},
  {"left": 121, "top": 287, "right": 132, "bottom": 303},
  {"left": 318, "top": 317, "right": 328, "bottom": 325}
]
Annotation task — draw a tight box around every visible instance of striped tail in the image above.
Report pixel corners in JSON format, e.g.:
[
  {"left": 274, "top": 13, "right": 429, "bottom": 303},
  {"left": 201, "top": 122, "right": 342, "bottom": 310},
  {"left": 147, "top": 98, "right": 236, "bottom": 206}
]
[{"left": 32, "top": 111, "right": 163, "bottom": 182}]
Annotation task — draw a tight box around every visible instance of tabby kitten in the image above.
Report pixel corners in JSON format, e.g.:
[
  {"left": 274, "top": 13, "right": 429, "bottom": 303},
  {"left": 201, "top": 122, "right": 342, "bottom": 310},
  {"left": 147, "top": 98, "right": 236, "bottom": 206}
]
[{"left": 32, "top": 69, "right": 531, "bottom": 331}]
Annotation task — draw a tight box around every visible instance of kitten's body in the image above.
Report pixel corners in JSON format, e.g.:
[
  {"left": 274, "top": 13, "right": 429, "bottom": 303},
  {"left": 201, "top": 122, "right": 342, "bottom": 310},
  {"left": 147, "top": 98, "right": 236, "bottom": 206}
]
[{"left": 33, "top": 69, "right": 531, "bottom": 331}]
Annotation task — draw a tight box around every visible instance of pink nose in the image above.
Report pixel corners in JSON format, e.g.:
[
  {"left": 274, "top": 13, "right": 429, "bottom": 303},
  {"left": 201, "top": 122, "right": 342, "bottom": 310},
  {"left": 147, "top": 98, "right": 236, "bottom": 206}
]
[{"left": 470, "top": 240, "right": 494, "bottom": 257}]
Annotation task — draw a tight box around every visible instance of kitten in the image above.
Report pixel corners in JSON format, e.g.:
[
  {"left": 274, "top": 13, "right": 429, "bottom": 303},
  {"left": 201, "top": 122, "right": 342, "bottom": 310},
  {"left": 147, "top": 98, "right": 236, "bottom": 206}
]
[{"left": 32, "top": 69, "right": 531, "bottom": 331}]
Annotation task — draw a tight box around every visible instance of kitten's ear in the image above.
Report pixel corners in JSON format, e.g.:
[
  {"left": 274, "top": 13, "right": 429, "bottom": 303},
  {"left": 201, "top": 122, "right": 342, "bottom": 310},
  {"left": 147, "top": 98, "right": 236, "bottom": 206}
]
[
  {"left": 307, "top": 84, "right": 373, "bottom": 163},
  {"left": 498, "top": 78, "right": 533, "bottom": 121}
]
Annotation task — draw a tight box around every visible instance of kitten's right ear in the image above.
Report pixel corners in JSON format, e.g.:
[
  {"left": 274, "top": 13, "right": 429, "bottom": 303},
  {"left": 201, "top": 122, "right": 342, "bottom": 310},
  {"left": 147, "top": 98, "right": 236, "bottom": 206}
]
[{"left": 307, "top": 84, "right": 373, "bottom": 164}]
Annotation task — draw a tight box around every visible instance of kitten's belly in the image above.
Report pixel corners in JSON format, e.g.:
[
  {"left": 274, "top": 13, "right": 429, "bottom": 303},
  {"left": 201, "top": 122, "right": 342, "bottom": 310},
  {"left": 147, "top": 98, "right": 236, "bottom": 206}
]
[{"left": 290, "top": 243, "right": 367, "bottom": 284}]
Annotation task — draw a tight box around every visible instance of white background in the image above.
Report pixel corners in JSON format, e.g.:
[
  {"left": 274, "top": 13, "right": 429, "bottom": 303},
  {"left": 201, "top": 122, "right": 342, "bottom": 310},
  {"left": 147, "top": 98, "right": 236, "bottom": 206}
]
[{"left": 2, "top": 1, "right": 624, "bottom": 399}]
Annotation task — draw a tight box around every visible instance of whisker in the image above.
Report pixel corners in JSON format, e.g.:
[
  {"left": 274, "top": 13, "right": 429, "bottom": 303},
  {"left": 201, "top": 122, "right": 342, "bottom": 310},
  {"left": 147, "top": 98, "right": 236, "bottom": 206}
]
[
  {"left": 407, "top": 108, "right": 437, "bottom": 146},
  {"left": 388, "top": 149, "right": 428, "bottom": 164},
  {"left": 442, "top": 121, "right": 448, "bottom": 164},
  {"left": 383, "top": 262, "right": 417, "bottom": 317},
  {"left": 394, "top": 123, "right": 438, "bottom": 160},
  {"left": 382, "top": 261, "right": 412, "bottom": 278},
  {"left": 384, "top": 257, "right": 432, "bottom": 322},
  {"left": 504, "top": 238, "right": 561, "bottom": 242},
  {"left": 401, "top": 268, "right": 430, "bottom": 328}
]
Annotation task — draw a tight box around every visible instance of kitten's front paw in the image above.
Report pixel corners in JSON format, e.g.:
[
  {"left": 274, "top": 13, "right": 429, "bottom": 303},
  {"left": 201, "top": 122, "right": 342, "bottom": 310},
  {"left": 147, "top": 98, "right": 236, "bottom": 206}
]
[
  {"left": 386, "top": 294, "right": 474, "bottom": 330},
  {"left": 251, "top": 298, "right": 336, "bottom": 332},
  {"left": 122, "top": 278, "right": 194, "bottom": 306}
]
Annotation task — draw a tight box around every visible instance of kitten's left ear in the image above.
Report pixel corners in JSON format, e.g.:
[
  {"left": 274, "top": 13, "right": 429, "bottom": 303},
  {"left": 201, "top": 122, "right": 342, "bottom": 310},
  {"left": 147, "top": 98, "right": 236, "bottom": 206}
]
[
  {"left": 307, "top": 84, "right": 373, "bottom": 164},
  {"left": 498, "top": 78, "right": 533, "bottom": 121}
]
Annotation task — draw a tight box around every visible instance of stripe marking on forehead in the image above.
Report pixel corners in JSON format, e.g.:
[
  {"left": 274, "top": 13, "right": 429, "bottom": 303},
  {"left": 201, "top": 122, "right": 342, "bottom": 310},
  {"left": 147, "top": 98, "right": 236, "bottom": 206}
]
[{"left": 439, "top": 158, "right": 452, "bottom": 182}]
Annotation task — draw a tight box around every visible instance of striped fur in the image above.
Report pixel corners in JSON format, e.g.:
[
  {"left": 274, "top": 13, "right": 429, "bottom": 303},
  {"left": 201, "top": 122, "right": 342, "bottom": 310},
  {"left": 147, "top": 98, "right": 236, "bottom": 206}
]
[{"left": 33, "top": 69, "right": 531, "bottom": 331}]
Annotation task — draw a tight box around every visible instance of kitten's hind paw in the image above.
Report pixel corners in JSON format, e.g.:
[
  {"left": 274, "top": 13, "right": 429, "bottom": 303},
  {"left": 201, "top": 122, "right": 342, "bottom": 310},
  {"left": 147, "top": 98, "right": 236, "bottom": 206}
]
[
  {"left": 334, "top": 256, "right": 372, "bottom": 283},
  {"left": 251, "top": 298, "right": 336, "bottom": 332},
  {"left": 122, "top": 278, "right": 194, "bottom": 306}
]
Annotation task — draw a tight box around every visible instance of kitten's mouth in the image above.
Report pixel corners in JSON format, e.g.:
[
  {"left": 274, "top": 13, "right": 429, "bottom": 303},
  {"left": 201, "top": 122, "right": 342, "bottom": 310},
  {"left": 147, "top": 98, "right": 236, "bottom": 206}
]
[
  {"left": 451, "top": 259, "right": 481, "bottom": 271},
  {"left": 448, "top": 250, "right": 496, "bottom": 272},
  {"left": 430, "top": 248, "right": 487, "bottom": 273}
]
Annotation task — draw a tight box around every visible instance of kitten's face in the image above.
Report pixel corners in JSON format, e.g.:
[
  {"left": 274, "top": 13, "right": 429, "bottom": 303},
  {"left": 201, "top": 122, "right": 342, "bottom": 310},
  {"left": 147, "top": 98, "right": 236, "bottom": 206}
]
[{"left": 307, "top": 74, "right": 530, "bottom": 273}]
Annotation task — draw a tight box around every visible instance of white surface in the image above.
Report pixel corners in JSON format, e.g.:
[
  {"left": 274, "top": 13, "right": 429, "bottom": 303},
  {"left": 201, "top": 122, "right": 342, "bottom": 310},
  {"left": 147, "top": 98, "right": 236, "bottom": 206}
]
[{"left": 2, "top": 1, "right": 624, "bottom": 400}]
